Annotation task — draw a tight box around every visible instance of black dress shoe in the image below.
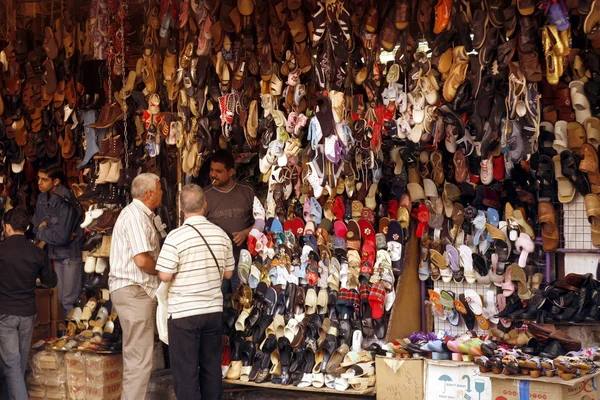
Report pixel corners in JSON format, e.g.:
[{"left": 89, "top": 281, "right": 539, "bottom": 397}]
[
  {"left": 82, "top": 232, "right": 103, "bottom": 251},
  {"left": 497, "top": 294, "right": 522, "bottom": 318},
  {"left": 84, "top": 274, "right": 101, "bottom": 290},
  {"left": 572, "top": 274, "right": 598, "bottom": 323},
  {"left": 538, "top": 339, "right": 566, "bottom": 359},
  {"left": 245, "top": 307, "right": 262, "bottom": 334},
  {"left": 520, "top": 292, "right": 547, "bottom": 319},
  {"left": 285, "top": 283, "right": 296, "bottom": 314},
  {"left": 252, "top": 315, "right": 273, "bottom": 345}
]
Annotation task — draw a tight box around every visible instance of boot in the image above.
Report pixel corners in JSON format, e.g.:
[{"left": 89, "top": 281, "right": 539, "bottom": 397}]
[
  {"left": 91, "top": 103, "right": 123, "bottom": 129},
  {"left": 103, "top": 184, "right": 120, "bottom": 205},
  {"left": 104, "top": 135, "right": 124, "bottom": 158},
  {"left": 90, "top": 102, "right": 110, "bottom": 128},
  {"left": 78, "top": 109, "right": 106, "bottom": 168},
  {"left": 95, "top": 160, "right": 111, "bottom": 184},
  {"left": 95, "top": 137, "right": 110, "bottom": 158},
  {"left": 105, "top": 159, "right": 122, "bottom": 183},
  {"left": 78, "top": 178, "right": 104, "bottom": 201}
]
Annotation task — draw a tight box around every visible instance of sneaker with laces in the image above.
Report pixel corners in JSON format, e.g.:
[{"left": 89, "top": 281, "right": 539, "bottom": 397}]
[
  {"left": 305, "top": 161, "right": 324, "bottom": 199},
  {"left": 259, "top": 139, "right": 284, "bottom": 174}
]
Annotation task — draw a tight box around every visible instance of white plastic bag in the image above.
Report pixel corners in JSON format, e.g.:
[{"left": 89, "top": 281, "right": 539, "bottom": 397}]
[{"left": 156, "top": 281, "right": 171, "bottom": 345}]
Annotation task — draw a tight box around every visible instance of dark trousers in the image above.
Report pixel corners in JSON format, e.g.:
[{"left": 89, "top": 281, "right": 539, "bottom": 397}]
[{"left": 168, "top": 312, "right": 223, "bottom": 400}]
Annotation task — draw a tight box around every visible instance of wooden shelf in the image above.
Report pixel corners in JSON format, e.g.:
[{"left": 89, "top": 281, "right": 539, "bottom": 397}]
[
  {"left": 480, "top": 369, "right": 600, "bottom": 386},
  {"left": 223, "top": 378, "right": 375, "bottom": 396}
]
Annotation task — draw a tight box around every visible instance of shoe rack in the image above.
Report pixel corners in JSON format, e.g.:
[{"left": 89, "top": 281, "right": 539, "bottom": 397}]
[{"left": 431, "top": 240, "right": 548, "bottom": 336}]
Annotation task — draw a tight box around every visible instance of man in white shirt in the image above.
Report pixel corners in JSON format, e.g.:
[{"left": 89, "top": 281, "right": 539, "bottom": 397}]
[
  {"left": 109, "top": 173, "right": 162, "bottom": 400},
  {"left": 157, "top": 184, "right": 234, "bottom": 400}
]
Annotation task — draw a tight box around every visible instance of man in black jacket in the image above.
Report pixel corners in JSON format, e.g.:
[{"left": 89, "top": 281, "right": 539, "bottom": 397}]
[
  {"left": 31, "top": 165, "right": 83, "bottom": 315},
  {"left": 0, "top": 208, "right": 57, "bottom": 400}
]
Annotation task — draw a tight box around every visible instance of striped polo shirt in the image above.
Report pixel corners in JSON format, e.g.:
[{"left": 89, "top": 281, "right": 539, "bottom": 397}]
[
  {"left": 156, "top": 215, "right": 235, "bottom": 319},
  {"left": 108, "top": 199, "right": 160, "bottom": 298}
]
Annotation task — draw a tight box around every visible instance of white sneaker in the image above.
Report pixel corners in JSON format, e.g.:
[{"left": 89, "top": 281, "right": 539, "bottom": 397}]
[
  {"left": 305, "top": 161, "right": 324, "bottom": 198},
  {"left": 253, "top": 197, "right": 265, "bottom": 220},
  {"left": 480, "top": 156, "right": 494, "bottom": 185},
  {"left": 259, "top": 139, "right": 285, "bottom": 174},
  {"left": 81, "top": 208, "right": 104, "bottom": 229}
]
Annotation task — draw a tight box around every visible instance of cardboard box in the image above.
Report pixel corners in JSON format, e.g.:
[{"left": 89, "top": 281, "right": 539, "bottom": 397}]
[
  {"left": 50, "top": 287, "right": 64, "bottom": 321},
  {"left": 85, "top": 380, "right": 123, "bottom": 399},
  {"left": 85, "top": 353, "right": 122, "bottom": 371},
  {"left": 376, "top": 356, "right": 424, "bottom": 400},
  {"left": 87, "top": 366, "right": 123, "bottom": 385},
  {"left": 31, "top": 322, "right": 51, "bottom": 343},
  {"left": 425, "top": 360, "right": 493, "bottom": 400},
  {"left": 35, "top": 288, "right": 53, "bottom": 325},
  {"left": 488, "top": 371, "right": 600, "bottom": 400}
]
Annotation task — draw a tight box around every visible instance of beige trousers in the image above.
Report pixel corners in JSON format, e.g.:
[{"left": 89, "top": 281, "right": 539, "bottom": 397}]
[{"left": 111, "top": 285, "right": 157, "bottom": 400}]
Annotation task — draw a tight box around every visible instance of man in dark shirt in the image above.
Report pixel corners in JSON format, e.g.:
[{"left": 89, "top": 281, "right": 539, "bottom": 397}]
[
  {"left": 204, "top": 150, "right": 257, "bottom": 294},
  {"left": 0, "top": 208, "right": 57, "bottom": 400}
]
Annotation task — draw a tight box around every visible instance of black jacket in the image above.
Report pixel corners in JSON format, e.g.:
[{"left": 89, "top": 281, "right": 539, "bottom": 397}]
[
  {"left": 31, "top": 184, "right": 83, "bottom": 260},
  {"left": 0, "top": 235, "right": 57, "bottom": 316}
]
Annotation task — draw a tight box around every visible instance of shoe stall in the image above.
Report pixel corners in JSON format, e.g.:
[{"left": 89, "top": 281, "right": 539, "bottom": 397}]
[{"left": 3, "top": 0, "right": 600, "bottom": 398}]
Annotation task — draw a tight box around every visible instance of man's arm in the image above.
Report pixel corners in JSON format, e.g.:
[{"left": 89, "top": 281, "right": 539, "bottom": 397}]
[
  {"left": 223, "top": 270, "right": 233, "bottom": 280},
  {"left": 222, "top": 234, "right": 236, "bottom": 280},
  {"left": 156, "top": 238, "right": 179, "bottom": 280},
  {"left": 38, "top": 252, "right": 58, "bottom": 288},
  {"left": 36, "top": 202, "right": 78, "bottom": 246},
  {"left": 158, "top": 271, "right": 173, "bottom": 282},
  {"left": 134, "top": 252, "right": 158, "bottom": 275},
  {"left": 232, "top": 226, "right": 252, "bottom": 247}
]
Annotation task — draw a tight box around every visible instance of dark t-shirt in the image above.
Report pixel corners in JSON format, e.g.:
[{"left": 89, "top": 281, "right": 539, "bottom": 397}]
[
  {"left": 0, "top": 235, "right": 57, "bottom": 316},
  {"left": 204, "top": 182, "right": 255, "bottom": 257}
]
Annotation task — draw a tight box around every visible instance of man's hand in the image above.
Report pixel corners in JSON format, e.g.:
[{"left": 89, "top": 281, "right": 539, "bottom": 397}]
[
  {"left": 39, "top": 221, "right": 48, "bottom": 228},
  {"left": 36, "top": 241, "right": 46, "bottom": 249},
  {"left": 232, "top": 228, "right": 251, "bottom": 247}
]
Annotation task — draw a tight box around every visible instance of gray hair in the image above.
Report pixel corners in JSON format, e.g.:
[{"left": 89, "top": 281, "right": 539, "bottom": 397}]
[
  {"left": 131, "top": 173, "right": 160, "bottom": 199},
  {"left": 180, "top": 184, "right": 206, "bottom": 214}
]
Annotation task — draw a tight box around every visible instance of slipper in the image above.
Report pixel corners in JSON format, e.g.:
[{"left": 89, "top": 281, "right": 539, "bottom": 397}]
[
  {"left": 340, "top": 362, "right": 375, "bottom": 379},
  {"left": 502, "top": 264, "right": 516, "bottom": 297},
  {"left": 515, "top": 232, "right": 535, "bottom": 268},
  {"left": 431, "top": 249, "right": 451, "bottom": 283},
  {"left": 570, "top": 80, "right": 592, "bottom": 124},
  {"left": 440, "top": 290, "right": 460, "bottom": 326},
  {"left": 483, "top": 290, "right": 500, "bottom": 324},
  {"left": 368, "top": 282, "right": 386, "bottom": 319},
  {"left": 238, "top": 250, "right": 252, "bottom": 285},
  {"left": 334, "top": 376, "right": 350, "bottom": 391},
  {"left": 464, "top": 289, "right": 484, "bottom": 315}
]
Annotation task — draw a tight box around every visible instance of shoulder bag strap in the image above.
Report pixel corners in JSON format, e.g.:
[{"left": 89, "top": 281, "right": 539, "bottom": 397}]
[{"left": 185, "top": 224, "right": 223, "bottom": 279}]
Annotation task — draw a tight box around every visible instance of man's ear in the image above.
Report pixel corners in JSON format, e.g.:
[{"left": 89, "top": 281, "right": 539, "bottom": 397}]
[{"left": 52, "top": 178, "right": 61, "bottom": 187}]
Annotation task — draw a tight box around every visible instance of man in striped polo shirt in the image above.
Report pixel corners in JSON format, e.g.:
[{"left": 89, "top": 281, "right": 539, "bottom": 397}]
[
  {"left": 109, "top": 173, "right": 163, "bottom": 400},
  {"left": 157, "top": 184, "right": 234, "bottom": 400}
]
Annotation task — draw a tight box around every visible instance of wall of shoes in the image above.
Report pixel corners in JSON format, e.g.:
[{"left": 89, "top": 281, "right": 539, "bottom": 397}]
[{"left": 4, "top": 0, "right": 600, "bottom": 395}]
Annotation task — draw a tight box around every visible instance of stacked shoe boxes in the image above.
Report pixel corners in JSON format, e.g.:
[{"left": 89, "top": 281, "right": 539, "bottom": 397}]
[
  {"left": 63, "top": 352, "right": 123, "bottom": 399},
  {"left": 85, "top": 353, "right": 123, "bottom": 399},
  {"left": 28, "top": 350, "right": 68, "bottom": 400},
  {"left": 65, "top": 352, "right": 87, "bottom": 399}
]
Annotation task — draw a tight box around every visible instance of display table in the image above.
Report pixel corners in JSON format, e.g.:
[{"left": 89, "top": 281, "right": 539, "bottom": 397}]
[
  {"left": 481, "top": 370, "right": 600, "bottom": 400},
  {"left": 223, "top": 378, "right": 375, "bottom": 396}
]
